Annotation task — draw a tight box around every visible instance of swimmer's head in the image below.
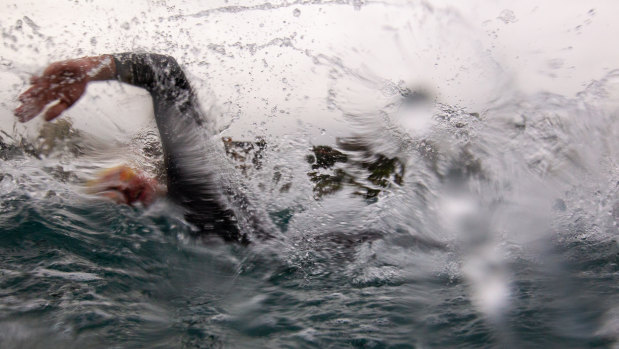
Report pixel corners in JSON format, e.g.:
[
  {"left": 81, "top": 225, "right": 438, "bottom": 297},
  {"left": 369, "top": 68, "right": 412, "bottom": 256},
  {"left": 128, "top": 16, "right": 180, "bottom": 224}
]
[{"left": 86, "top": 165, "right": 164, "bottom": 206}]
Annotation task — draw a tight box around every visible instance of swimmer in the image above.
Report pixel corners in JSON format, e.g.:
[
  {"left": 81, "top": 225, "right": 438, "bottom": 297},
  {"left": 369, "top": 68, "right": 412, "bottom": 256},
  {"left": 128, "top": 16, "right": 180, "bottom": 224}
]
[{"left": 15, "top": 53, "right": 269, "bottom": 243}]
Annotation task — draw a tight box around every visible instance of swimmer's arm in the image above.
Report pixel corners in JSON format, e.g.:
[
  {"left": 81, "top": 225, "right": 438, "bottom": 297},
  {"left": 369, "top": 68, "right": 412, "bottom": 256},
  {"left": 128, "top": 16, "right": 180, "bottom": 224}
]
[
  {"left": 15, "top": 53, "right": 260, "bottom": 242},
  {"left": 15, "top": 53, "right": 198, "bottom": 123}
]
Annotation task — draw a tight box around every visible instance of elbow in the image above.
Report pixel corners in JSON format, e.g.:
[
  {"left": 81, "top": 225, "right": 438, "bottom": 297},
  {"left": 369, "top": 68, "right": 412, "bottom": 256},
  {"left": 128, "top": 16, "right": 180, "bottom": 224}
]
[
  {"left": 114, "top": 52, "right": 189, "bottom": 95},
  {"left": 145, "top": 54, "right": 189, "bottom": 92},
  {"left": 148, "top": 54, "right": 181, "bottom": 71},
  {"left": 161, "top": 54, "right": 180, "bottom": 69}
]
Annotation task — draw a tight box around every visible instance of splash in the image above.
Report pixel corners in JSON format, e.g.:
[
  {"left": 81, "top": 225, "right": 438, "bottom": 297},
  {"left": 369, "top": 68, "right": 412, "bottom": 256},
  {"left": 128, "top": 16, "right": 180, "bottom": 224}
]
[{"left": 0, "top": 1, "right": 617, "bottom": 347}]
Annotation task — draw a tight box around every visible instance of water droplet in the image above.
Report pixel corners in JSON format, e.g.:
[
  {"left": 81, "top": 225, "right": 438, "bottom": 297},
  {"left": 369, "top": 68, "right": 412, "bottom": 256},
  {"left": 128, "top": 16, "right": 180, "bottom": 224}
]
[
  {"left": 208, "top": 43, "right": 226, "bottom": 55},
  {"left": 293, "top": 8, "right": 301, "bottom": 17},
  {"left": 497, "top": 9, "right": 517, "bottom": 24},
  {"left": 23, "top": 16, "right": 40, "bottom": 31}
]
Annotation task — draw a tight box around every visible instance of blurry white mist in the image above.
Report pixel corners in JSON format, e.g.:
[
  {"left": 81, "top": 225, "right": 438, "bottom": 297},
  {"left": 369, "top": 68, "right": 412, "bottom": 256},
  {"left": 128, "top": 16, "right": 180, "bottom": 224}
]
[{"left": 1, "top": 0, "right": 618, "bottom": 141}]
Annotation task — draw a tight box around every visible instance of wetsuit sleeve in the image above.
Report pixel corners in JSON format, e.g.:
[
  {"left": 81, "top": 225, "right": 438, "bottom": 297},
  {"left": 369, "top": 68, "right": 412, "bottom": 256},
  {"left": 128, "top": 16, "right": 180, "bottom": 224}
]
[
  {"left": 112, "top": 53, "right": 247, "bottom": 243},
  {"left": 113, "top": 53, "right": 201, "bottom": 124}
]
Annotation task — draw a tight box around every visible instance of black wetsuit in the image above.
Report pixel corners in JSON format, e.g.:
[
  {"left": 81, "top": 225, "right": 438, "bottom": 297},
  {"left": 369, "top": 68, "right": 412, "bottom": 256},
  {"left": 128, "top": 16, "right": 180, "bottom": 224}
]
[{"left": 113, "top": 53, "right": 262, "bottom": 243}]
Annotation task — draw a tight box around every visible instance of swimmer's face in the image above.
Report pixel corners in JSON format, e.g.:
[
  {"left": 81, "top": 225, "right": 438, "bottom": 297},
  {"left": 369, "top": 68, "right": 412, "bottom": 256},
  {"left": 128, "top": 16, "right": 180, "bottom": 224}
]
[{"left": 86, "top": 165, "right": 163, "bottom": 206}]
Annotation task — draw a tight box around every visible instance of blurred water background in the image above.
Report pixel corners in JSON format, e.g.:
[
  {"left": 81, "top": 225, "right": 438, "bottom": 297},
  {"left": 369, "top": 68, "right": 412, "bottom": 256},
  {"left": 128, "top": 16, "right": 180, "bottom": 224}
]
[{"left": 0, "top": 1, "right": 617, "bottom": 348}]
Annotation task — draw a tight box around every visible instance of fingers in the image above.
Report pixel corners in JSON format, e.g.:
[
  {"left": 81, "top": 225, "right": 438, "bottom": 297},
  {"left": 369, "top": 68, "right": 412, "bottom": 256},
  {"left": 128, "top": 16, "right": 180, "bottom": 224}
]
[
  {"left": 43, "top": 100, "right": 70, "bottom": 122},
  {"left": 18, "top": 84, "right": 43, "bottom": 103},
  {"left": 15, "top": 99, "right": 46, "bottom": 122},
  {"left": 15, "top": 81, "right": 75, "bottom": 123},
  {"left": 15, "top": 85, "right": 49, "bottom": 122},
  {"left": 15, "top": 64, "right": 87, "bottom": 122},
  {"left": 15, "top": 92, "right": 74, "bottom": 123},
  {"left": 14, "top": 105, "right": 30, "bottom": 123}
]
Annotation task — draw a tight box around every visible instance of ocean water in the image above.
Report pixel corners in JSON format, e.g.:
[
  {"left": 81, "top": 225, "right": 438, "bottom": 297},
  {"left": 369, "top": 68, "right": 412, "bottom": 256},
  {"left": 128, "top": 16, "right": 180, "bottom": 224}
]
[{"left": 1, "top": 1, "right": 618, "bottom": 348}]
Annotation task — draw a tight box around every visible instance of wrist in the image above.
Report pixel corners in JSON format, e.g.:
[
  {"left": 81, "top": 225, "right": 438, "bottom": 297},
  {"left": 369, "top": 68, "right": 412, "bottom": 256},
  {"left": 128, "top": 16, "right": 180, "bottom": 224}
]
[{"left": 82, "top": 55, "right": 116, "bottom": 82}]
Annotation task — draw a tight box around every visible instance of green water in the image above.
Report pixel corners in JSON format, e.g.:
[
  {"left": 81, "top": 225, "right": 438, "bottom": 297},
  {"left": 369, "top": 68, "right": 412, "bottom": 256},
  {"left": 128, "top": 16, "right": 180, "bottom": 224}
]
[{"left": 0, "top": 146, "right": 617, "bottom": 348}]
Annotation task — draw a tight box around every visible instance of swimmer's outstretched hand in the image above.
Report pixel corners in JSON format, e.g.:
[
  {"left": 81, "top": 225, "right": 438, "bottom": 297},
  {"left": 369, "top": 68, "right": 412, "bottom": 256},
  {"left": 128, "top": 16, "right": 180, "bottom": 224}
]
[{"left": 14, "top": 55, "right": 116, "bottom": 123}]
